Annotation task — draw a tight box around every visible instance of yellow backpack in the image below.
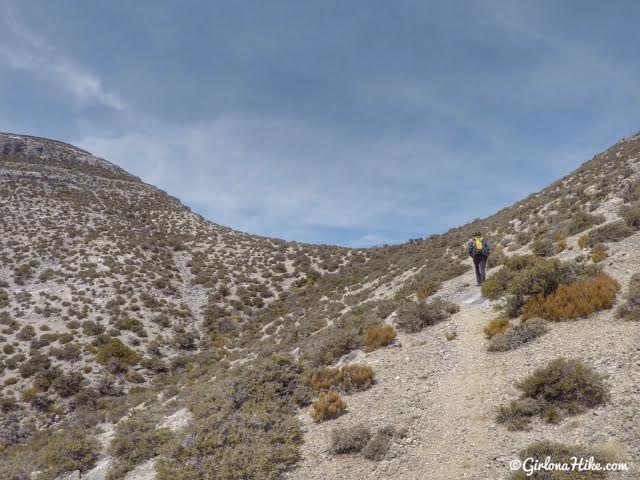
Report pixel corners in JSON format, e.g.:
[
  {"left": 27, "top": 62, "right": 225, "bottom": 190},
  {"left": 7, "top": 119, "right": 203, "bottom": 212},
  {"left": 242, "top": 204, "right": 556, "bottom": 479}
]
[{"left": 474, "top": 237, "right": 484, "bottom": 253}]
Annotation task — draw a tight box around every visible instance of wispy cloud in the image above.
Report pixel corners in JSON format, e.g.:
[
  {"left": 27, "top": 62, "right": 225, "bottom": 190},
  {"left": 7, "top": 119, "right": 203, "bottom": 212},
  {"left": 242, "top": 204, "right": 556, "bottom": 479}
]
[{"left": 0, "top": 2, "right": 125, "bottom": 111}]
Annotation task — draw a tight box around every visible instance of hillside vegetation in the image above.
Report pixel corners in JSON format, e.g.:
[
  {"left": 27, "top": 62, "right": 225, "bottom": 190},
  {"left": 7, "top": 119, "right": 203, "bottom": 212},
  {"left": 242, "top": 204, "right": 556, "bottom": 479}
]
[{"left": 1, "top": 132, "right": 640, "bottom": 479}]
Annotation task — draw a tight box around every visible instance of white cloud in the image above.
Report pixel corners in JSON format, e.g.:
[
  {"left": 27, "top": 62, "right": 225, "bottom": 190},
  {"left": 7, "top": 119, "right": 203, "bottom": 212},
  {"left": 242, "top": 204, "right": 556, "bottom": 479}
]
[{"left": 0, "top": 3, "right": 125, "bottom": 111}]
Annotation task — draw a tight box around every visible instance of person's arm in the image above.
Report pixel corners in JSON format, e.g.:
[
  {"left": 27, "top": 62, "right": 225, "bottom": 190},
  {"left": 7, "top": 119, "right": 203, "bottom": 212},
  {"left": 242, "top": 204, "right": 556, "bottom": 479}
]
[
  {"left": 468, "top": 241, "right": 473, "bottom": 257},
  {"left": 485, "top": 240, "right": 491, "bottom": 256}
]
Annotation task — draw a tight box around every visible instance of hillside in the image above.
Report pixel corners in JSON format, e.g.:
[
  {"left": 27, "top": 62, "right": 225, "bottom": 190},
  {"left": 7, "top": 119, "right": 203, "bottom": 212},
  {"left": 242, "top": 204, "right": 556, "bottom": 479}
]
[{"left": 1, "top": 132, "right": 640, "bottom": 479}]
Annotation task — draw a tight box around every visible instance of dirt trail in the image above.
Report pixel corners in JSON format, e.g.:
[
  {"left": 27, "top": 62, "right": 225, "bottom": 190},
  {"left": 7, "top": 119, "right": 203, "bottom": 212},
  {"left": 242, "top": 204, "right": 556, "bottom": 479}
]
[
  {"left": 286, "top": 270, "right": 640, "bottom": 480},
  {"left": 286, "top": 275, "right": 515, "bottom": 480}
]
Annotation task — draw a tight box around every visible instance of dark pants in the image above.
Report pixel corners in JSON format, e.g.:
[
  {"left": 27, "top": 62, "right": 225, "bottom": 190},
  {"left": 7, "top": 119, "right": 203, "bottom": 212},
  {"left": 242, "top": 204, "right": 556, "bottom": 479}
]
[{"left": 473, "top": 254, "right": 487, "bottom": 285}]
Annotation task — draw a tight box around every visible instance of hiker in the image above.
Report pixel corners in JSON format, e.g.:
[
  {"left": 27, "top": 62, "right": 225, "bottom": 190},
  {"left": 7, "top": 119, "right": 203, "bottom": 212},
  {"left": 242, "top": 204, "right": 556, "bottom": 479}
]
[{"left": 468, "top": 232, "right": 490, "bottom": 286}]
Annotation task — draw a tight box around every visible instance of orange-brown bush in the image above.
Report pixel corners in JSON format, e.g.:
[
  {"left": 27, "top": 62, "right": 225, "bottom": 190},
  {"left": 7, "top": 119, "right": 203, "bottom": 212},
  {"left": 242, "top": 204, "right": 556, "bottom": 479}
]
[
  {"left": 590, "top": 243, "right": 608, "bottom": 263},
  {"left": 364, "top": 325, "right": 397, "bottom": 352},
  {"left": 309, "top": 364, "right": 375, "bottom": 393},
  {"left": 578, "top": 234, "right": 589, "bottom": 249},
  {"left": 483, "top": 317, "right": 511, "bottom": 339},
  {"left": 523, "top": 274, "right": 620, "bottom": 321},
  {"left": 311, "top": 391, "right": 346, "bottom": 421}
]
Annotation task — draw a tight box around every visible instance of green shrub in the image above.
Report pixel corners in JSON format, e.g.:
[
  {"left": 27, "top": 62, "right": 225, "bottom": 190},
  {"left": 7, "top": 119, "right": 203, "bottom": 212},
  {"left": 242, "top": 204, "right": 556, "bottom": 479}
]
[
  {"left": 156, "top": 355, "right": 304, "bottom": 480},
  {"left": 487, "top": 319, "right": 547, "bottom": 352},
  {"left": 616, "top": 273, "right": 640, "bottom": 320},
  {"left": 329, "top": 424, "right": 371, "bottom": 454},
  {"left": 396, "top": 298, "right": 459, "bottom": 333},
  {"left": 620, "top": 201, "right": 640, "bottom": 229},
  {"left": 95, "top": 339, "right": 140, "bottom": 372},
  {"left": 531, "top": 237, "right": 555, "bottom": 257},
  {"left": 0, "top": 428, "right": 99, "bottom": 480},
  {"left": 107, "top": 411, "right": 173, "bottom": 480},
  {"left": 565, "top": 211, "right": 605, "bottom": 236},
  {"left": 497, "top": 358, "right": 609, "bottom": 430},
  {"left": 588, "top": 220, "right": 634, "bottom": 246},
  {"left": 16, "top": 325, "right": 36, "bottom": 341}
]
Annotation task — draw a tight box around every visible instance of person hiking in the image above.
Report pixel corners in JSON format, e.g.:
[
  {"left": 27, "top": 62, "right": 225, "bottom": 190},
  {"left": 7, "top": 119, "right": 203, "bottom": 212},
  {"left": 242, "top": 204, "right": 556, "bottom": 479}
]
[{"left": 468, "top": 232, "right": 490, "bottom": 286}]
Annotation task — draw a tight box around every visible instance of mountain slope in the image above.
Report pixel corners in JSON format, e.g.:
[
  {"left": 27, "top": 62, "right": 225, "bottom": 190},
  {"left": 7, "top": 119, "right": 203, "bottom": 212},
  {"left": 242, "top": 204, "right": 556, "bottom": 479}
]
[{"left": 1, "top": 132, "right": 640, "bottom": 479}]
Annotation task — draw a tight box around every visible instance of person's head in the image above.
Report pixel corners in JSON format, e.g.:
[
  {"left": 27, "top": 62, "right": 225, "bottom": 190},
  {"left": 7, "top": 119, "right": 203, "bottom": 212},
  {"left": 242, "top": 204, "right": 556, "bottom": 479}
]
[{"left": 473, "top": 231, "right": 482, "bottom": 238}]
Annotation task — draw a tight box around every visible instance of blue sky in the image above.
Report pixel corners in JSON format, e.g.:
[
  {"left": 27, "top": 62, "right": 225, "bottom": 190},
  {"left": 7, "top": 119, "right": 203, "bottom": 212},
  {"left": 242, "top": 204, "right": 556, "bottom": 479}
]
[{"left": 2, "top": 1, "right": 640, "bottom": 247}]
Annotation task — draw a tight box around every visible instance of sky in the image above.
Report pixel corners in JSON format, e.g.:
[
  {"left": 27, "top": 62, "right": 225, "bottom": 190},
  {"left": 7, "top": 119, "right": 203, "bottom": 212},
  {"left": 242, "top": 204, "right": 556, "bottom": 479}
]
[{"left": 1, "top": 1, "right": 640, "bottom": 247}]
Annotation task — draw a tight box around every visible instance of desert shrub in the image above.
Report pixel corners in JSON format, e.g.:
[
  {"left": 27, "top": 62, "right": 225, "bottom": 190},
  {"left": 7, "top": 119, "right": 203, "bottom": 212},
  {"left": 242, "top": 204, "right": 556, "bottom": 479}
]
[
  {"left": 51, "top": 371, "right": 85, "bottom": 397},
  {"left": 107, "top": 411, "right": 173, "bottom": 480},
  {"left": 156, "top": 355, "right": 304, "bottom": 480},
  {"left": 510, "top": 441, "right": 617, "bottom": 479},
  {"left": 311, "top": 391, "right": 346, "bottom": 421},
  {"left": 588, "top": 220, "right": 634, "bottom": 246},
  {"left": 16, "top": 325, "right": 36, "bottom": 341},
  {"left": 497, "top": 358, "right": 609, "bottom": 430},
  {"left": 173, "top": 329, "right": 199, "bottom": 350},
  {"left": 483, "top": 317, "right": 510, "bottom": 339},
  {"left": 415, "top": 279, "right": 441, "bottom": 301},
  {"left": 364, "top": 325, "right": 396, "bottom": 352},
  {"left": 300, "top": 313, "right": 378, "bottom": 367},
  {"left": 531, "top": 237, "right": 555, "bottom": 257},
  {"left": 616, "top": 273, "right": 640, "bottom": 321},
  {"left": 565, "top": 211, "right": 605, "bottom": 236},
  {"left": 3, "top": 343, "right": 15, "bottom": 354},
  {"left": 590, "top": 243, "right": 608, "bottom": 263},
  {"left": 362, "top": 425, "right": 395, "bottom": 461},
  {"left": 0, "top": 428, "right": 99, "bottom": 480},
  {"left": 82, "top": 320, "right": 105, "bottom": 336},
  {"left": 522, "top": 274, "right": 619, "bottom": 321},
  {"left": 329, "top": 424, "right": 371, "bottom": 454},
  {"left": 51, "top": 342, "right": 82, "bottom": 361},
  {"left": 619, "top": 201, "right": 640, "bottom": 229},
  {"left": 309, "top": 364, "right": 375, "bottom": 393},
  {"left": 396, "top": 298, "right": 459, "bottom": 333},
  {"left": 95, "top": 339, "right": 140, "bottom": 372},
  {"left": 482, "top": 256, "right": 563, "bottom": 302},
  {"left": 19, "top": 352, "right": 50, "bottom": 378},
  {"left": 487, "top": 319, "right": 548, "bottom": 352}
]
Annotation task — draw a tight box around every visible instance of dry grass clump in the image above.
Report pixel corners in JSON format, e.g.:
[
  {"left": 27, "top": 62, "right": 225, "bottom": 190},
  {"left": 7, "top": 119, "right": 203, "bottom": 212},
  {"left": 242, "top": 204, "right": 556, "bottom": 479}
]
[
  {"left": 497, "top": 358, "right": 609, "bottom": 430},
  {"left": 487, "top": 319, "right": 548, "bottom": 352},
  {"left": 483, "top": 317, "right": 511, "bottom": 339},
  {"left": 615, "top": 273, "right": 640, "bottom": 321},
  {"left": 590, "top": 243, "right": 608, "bottom": 263},
  {"left": 309, "top": 364, "right": 375, "bottom": 393},
  {"left": 396, "top": 298, "right": 459, "bottom": 333},
  {"left": 522, "top": 274, "right": 619, "bottom": 321},
  {"left": 578, "top": 234, "right": 590, "bottom": 249},
  {"left": 311, "top": 391, "right": 346, "bottom": 421},
  {"left": 329, "top": 424, "right": 371, "bottom": 454},
  {"left": 510, "top": 441, "right": 617, "bottom": 479},
  {"left": 364, "top": 325, "right": 397, "bottom": 352}
]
